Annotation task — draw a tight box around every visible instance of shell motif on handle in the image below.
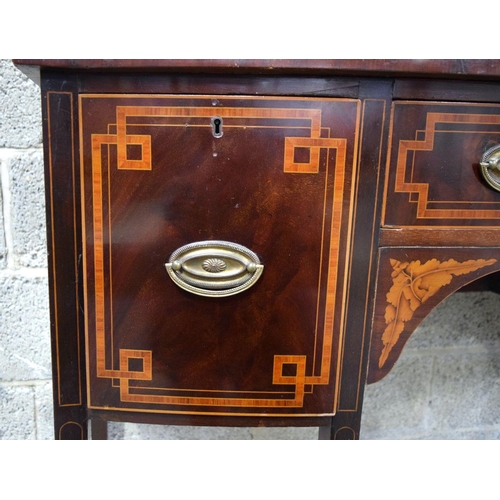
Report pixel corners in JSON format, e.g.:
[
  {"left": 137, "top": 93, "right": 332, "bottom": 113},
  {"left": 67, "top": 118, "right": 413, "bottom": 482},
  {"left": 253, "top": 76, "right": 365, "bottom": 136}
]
[{"left": 165, "top": 240, "right": 263, "bottom": 297}]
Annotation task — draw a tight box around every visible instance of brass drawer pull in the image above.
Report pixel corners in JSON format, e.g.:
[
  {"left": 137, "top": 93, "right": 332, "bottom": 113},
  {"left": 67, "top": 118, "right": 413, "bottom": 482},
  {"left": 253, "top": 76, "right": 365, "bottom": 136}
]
[
  {"left": 480, "top": 144, "right": 500, "bottom": 193},
  {"left": 165, "top": 240, "right": 263, "bottom": 297}
]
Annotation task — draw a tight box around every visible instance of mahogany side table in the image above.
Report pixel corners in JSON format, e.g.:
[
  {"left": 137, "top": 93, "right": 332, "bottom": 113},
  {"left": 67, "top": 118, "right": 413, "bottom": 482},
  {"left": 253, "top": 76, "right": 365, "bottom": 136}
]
[{"left": 14, "top": 60, "right": 500, "bottom": 439}]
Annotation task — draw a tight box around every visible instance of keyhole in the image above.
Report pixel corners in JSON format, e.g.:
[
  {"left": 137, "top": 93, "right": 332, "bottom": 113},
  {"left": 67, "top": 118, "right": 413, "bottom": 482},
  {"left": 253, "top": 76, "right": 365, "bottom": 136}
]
[{"left": 211, "top": 116, "right": 223, "bottom": 138}]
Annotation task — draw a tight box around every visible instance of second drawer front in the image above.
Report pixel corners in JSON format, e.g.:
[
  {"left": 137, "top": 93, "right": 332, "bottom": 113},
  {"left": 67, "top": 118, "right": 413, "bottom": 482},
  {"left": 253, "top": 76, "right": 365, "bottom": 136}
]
[{"left": 383, "top": 101, "right": 500, "bottom": 227}]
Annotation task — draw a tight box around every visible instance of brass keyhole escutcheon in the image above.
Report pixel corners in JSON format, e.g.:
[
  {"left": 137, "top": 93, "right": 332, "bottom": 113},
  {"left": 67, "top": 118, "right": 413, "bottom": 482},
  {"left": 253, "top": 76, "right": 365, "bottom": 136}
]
[{"left": 211, "top": 116, "right": 223, "bottom": 138}]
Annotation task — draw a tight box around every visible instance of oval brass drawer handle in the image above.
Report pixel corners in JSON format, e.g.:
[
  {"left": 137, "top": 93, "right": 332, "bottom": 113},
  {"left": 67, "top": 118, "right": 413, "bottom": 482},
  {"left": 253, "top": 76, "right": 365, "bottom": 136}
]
[
  {"left": 165, "top": 240, "right": 264, "bottom": 297},
  {"left": 480, "top": 144, "right": 500, "bottom": 193}
]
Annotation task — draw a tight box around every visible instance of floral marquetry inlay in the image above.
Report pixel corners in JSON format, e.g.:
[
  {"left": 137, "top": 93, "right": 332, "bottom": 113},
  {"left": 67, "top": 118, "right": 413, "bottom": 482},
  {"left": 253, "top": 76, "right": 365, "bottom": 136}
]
[{"left": 379, "top": 257, "right": 497, "bottom": 368}]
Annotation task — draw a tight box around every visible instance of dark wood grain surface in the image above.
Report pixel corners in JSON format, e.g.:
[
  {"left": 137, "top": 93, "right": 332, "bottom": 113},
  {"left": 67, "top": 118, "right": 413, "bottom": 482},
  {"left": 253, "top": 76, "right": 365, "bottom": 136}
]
[
  {"left": 394, "top": 78, "right": 500, "bottom": 102},
  {"left": 14, "top": 59, "right": 500, "bottom": 79}
]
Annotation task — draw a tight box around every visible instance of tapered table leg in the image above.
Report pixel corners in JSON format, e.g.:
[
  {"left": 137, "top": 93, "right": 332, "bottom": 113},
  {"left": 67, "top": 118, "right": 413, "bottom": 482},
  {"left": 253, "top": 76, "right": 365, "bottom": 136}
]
[
  {"left": 90, "top": 418, "right": 108, "bottom": 440},
  {"left": 318, "top": 413, "right": 362, "bottom": 440}
]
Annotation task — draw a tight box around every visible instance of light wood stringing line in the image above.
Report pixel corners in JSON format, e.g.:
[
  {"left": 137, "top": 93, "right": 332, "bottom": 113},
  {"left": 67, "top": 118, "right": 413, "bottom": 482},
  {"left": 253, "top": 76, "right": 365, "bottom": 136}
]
[{"left": 47, "top": 91, "right": 82, "bottom": 407}]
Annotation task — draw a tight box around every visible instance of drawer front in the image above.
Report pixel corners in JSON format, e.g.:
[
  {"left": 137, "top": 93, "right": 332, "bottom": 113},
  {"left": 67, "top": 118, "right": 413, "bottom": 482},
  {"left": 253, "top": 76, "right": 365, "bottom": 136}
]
[
  {"left": 383, "top": 101, "right": 500, "bottom": 227},
  {"left": 80, "top": 94, "right": 360, "bottom": 417}
]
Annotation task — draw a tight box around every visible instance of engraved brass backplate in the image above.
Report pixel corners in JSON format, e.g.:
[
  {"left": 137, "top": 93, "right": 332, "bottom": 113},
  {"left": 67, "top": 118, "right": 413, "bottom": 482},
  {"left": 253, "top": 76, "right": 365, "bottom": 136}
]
[
  {"left": 480, "top": 144, "right": 500, "bottom": 193},
  {"left": 165, "top": 240, "right": 263, "bottom": 297}
]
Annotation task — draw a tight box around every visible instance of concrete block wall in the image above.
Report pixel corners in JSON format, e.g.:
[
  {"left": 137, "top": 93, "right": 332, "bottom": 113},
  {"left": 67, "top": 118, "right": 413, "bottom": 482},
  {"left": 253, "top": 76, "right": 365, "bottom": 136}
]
[
  {"left": 0, "top": 59, "right": 53, "bottom": 439},
  {"left": 1, "top": 59, "right": 500, "bottom": 439}
]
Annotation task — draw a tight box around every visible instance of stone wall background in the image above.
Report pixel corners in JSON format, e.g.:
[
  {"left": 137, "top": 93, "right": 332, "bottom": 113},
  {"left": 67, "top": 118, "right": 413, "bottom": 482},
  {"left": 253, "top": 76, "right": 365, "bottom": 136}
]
[{"left": 1, "top": 59, "right": 499, "bottom": 439}]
